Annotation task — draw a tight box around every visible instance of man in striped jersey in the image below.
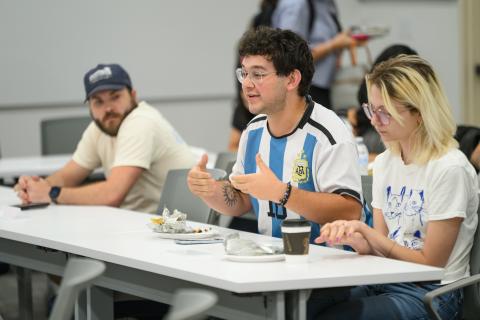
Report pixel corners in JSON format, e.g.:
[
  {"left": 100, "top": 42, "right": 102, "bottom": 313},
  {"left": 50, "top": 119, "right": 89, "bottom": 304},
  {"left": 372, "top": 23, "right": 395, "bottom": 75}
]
[{"left": 188, "top": 26, "right": 364, "bottom": 242}]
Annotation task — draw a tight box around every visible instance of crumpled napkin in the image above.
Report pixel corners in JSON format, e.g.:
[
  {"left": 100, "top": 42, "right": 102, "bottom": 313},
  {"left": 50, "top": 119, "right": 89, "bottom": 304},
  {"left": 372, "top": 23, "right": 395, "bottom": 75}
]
[
  {"left": 154, "top": 208, "right": 188, "bottom": 233},
  {"left": 224, "top": 233, "right": 283, "bottom": 256}
]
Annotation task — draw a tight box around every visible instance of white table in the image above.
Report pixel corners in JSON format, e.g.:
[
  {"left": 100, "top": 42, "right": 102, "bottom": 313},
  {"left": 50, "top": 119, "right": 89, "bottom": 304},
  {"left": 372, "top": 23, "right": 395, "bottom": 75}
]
[
  {"left": 0, "top": 187, "right": 443, "bottom": 320},
  {"left": 0, "top": 154, "right": 74, "bottom": 180},
  {"left": 0, "top": 146, "right": 216, "bottom": 182}
]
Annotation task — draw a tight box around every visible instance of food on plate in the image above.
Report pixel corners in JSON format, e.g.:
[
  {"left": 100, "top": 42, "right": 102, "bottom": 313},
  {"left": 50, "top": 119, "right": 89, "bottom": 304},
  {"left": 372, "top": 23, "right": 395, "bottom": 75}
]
[
  {"left": 192, "top": 227, "right": 212, "bottom": 234},
  {"left": 150, "top": 216, "right": 165, "bottom": 225},
  {"left": 151, "top": 208, "right": 188, "bottom": 233},
  {"left": 149, "top": 208, "right": 214, "bottom": 235}
]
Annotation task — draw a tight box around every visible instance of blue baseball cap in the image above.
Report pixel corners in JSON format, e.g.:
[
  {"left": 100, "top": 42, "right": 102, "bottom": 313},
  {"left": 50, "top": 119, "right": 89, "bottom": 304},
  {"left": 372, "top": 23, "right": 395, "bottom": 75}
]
[{"left": 83, "top": 63, "right": 132, "bottom": 101}]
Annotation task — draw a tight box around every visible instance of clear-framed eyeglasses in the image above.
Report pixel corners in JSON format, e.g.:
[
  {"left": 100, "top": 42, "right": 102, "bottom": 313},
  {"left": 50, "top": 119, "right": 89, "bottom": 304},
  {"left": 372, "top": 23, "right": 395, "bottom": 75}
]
[
  {"left": 362, "top": 103, "right": 412, "bottom": 126},
  {"left": 362, "top": 103, "right": 393, "bottom": 126},
  {"left": 235, "top": 68, "right": 276, "bottom": 85}
]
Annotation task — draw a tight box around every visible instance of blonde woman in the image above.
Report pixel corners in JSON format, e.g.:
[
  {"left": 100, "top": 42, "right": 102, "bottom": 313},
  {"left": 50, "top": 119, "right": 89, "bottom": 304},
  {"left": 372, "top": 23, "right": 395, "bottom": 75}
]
[{"left": 308, "top": 55, "right": 478, "bottom": 320}]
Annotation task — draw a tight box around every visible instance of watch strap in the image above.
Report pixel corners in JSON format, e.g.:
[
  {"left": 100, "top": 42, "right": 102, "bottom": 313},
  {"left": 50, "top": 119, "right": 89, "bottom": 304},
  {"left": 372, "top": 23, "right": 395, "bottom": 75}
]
[{"left": 49, "top": 186, "right": 62, "bottom": 204}]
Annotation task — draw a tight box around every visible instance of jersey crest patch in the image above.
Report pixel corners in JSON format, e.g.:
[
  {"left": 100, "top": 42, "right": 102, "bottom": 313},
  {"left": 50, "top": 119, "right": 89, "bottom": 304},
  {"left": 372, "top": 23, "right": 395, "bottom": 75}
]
[{"left": 292, "top": 150, "right": 309, "bottom": 184}]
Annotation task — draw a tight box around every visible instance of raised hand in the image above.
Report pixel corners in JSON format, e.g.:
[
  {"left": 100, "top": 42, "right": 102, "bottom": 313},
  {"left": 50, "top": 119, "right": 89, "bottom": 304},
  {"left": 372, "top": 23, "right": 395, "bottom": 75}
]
[
  {"left": 332, "top": 32, "right": 354, "bottom": 50},
  {"left": 187, "top": 154, "right": 217, "bottom": 198},
  {"left": 230, "top": 154, "right": 285, "bottom": 202}
]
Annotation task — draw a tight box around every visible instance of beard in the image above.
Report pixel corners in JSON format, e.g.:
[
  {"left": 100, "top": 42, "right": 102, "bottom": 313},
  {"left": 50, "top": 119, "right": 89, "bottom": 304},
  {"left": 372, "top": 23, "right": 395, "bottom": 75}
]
[
  {"left": 247, "top": 91, "right": 287, "bottom": 116},
  {"left": 91, "top": 98, "right": 137, "bottom": 137}
]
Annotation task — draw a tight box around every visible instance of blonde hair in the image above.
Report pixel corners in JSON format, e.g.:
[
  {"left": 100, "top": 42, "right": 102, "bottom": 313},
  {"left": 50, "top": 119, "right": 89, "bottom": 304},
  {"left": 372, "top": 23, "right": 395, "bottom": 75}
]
[{"left": 366, "top": 55, "right": 457, "bottom": 164}]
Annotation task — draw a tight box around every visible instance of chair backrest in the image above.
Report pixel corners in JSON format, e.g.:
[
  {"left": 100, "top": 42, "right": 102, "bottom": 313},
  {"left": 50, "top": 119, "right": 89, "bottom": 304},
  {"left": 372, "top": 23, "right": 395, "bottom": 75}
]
[
  {"left": 164, "top": 289, "right": 217, "bottom": 320},
  {"left": 361, "top": 175, "right": 373, "bottom": 212},
  {"left": 158, "top": 168, "right": 226, "bottom": 224},
  {"left": 225, "top": 161, "right": 235, "bottom": 176},
  {"left": 49, "top": 258, "right": 106, "bottom": 320},
  {"left": 214, "top": 152, "right": 237, "bottom": 173},
  {"left": 41, "top": 116, "right": 91, "bottom": 155},
  {"left": 463, "top": 202, "right": 480, "bottom": 319},
  {"left": 455, "top": 125, "right": 480, "bottom": 161}
]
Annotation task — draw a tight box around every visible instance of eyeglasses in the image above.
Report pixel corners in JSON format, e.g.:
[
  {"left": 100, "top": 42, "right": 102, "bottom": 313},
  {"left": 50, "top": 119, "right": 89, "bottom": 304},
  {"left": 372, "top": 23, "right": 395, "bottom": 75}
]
[
  {"left": 362, "top": 103, "right": 412, "bottom": 126},
  {"left": 362, "top": 103, "right": 395, "bottom": 126},
  {"left": 235, "top": 68, "right": 276, "bottom": 85}
]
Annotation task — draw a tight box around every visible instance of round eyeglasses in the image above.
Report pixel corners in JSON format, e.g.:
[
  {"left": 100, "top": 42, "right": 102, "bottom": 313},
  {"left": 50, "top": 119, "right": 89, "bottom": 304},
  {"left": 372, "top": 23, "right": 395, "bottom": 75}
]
[
  {"left": 362, "top": 103, "right": 393, "bottom": 126},
  {"left": 362, "top": 103, "right": 412, "bottom": 126},
  {"left": 235, "top": 68, "right": 276, "bottom": 85}
]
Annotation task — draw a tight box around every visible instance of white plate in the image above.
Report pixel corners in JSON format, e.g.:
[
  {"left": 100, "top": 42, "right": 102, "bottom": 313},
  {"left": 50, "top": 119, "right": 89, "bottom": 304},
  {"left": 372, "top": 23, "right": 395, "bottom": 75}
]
[
  {"left": 154, "top": 230, "right": 219, "bottom": 240},
  {"left": 225, "top": 254, "right": 285, "bottom": 263}
]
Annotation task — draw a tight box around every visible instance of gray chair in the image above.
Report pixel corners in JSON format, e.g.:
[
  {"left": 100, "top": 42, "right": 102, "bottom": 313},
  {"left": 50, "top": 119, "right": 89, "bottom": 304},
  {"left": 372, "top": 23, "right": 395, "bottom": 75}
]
[
  {"left": 361, "top": 175, "right": 373, "bottom": 213},
  {"left": 41, "top": 116, "right": 91, "bottom": 155},
  {"left": 214, "top": 152, "right": 237, "bottom": 174},
  {"left": 41, "top": 116, "right": 105, "bottom": 182},
  {"left": 158, "top": 168, "right": 226, "bottom": 224},
  {"left": 224, "top": 160, "right": 236, "bottom": 177},
  {"left": 423, "top": 203, "right": 480, "bottom": 320},
  {"left": 49, "top": 258, "right": 106, "bottom": 320},
  {"left": 164, "top": 289, "right": 217, "bottom": 320}
]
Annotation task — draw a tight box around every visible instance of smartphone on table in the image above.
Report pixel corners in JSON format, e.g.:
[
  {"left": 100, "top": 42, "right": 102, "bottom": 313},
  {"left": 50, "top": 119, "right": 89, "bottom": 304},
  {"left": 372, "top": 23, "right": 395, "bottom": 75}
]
[{"left": 11, "top": 203, "right": 50, "bottom": 210}]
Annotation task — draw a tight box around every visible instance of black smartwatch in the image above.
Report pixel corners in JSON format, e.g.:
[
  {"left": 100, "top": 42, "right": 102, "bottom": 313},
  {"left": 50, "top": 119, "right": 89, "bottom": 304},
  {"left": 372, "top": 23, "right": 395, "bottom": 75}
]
[{"left": 49, "top": 186, "right": 62, "bottom": 204}]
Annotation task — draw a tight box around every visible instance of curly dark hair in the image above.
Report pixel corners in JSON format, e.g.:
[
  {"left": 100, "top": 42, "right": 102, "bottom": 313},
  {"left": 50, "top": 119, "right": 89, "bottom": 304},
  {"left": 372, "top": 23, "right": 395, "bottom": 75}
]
[{"left": 238, "top": 26, "right": 314, "bottom": 97}]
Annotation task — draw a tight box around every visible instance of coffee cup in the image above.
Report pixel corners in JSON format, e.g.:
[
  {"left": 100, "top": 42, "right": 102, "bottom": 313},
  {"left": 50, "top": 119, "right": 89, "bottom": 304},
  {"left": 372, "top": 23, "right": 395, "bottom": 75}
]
[{"left": 281, "top": 219, "right": 311, "bottom": 262}]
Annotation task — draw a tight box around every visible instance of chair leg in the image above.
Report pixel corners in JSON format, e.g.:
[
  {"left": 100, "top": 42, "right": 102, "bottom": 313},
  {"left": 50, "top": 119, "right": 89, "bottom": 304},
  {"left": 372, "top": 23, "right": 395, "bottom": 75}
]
[
  {"left": 87, "top": 286, "right": 114, "bottom": 320},
  {"left": 16, "top": 266, "right": 34, "bottom": 320}
]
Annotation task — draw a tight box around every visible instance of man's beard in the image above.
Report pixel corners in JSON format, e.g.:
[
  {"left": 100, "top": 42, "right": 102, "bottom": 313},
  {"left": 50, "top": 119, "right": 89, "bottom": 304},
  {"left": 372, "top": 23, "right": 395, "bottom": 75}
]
[{"left": 91, "top": 99, "right": 137, "bottom": 137}]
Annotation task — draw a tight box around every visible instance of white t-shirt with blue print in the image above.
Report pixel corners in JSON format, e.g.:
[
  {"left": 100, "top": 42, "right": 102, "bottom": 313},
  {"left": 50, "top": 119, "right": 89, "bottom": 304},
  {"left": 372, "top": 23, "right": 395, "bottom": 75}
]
[
  {"left": 230, "top": 99, "right": 367, "bottom": 243},
  {"left": 371, "top": 148, "right": 479, "bottom": 283}
]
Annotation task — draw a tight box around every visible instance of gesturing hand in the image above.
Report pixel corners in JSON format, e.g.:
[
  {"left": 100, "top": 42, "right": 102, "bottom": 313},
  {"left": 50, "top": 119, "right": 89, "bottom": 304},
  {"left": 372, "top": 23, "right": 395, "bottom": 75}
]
[
  {"left": 187, "top": 154, "right": 217, "bottom": 198},
  {"left": 230, "top": 154, "right": 285, "bottom": 202}
]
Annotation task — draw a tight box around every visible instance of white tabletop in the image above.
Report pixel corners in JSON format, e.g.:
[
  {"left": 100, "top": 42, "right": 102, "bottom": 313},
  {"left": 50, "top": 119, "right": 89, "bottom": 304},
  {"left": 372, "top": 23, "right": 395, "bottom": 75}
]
[
  {"left": 0, "top": 186, "right": 18, "bottom": 205},
  {"left": 0, "top": 146, "right": 216, "bottom": 180},
  {"left": 0, "top": 187, "right": 443, "bottom": 294}
]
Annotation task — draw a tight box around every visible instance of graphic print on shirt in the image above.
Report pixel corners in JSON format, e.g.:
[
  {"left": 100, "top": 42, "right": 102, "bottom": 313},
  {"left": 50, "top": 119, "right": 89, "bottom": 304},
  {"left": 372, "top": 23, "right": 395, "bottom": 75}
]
[
  {"left": 385, "top": 185, "right": 426, "bottom": 249},
  {"left": 385, "top": 186, "right": 406, "bottom": 220},
  {"left": 292, "top": 149, "right": 310, "bottom": 184}
]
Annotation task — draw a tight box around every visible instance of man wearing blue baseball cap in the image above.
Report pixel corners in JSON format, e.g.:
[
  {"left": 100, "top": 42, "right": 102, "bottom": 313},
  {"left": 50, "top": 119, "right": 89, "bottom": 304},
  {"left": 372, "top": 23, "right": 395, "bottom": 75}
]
[{"left": 14, "top": 63, "right": 194, "bottom": 213}]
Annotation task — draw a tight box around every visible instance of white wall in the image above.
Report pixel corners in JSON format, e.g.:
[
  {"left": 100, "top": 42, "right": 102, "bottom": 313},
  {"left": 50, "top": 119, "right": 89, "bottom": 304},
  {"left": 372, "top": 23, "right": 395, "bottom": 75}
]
[
  {"left": 0, "top": 0, "right": 258, "bottom": 105},
  {"left": 0, "top": 0, "right": 461, "bottom": 158},
  {"left": 337, "top": 0, "right": 461, "bottom": 121},
  {"left": 0, "top": 98, "right": 233, "bottom": 157},
  {"left": 0, "top": 0, "right": 258, "bottom": 157}
]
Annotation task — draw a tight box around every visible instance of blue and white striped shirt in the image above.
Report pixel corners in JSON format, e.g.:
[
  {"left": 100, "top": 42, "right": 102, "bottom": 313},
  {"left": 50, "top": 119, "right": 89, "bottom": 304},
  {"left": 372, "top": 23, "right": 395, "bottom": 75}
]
[{"left": 231, "top": 98, "right": 367, "bottom": 242}]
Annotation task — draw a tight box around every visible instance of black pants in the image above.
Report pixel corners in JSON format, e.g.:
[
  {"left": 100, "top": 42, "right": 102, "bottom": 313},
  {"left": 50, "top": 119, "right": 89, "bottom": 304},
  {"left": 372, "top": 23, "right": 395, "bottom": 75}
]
[{"left": 309, "top": 86, "right": 331, "bottom": 110}]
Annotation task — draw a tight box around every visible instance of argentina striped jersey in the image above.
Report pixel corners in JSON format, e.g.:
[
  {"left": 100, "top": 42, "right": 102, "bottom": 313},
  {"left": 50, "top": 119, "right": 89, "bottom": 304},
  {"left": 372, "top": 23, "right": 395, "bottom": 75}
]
[{"left": 231, "top": 98, "right": 364, "bottom": 243}]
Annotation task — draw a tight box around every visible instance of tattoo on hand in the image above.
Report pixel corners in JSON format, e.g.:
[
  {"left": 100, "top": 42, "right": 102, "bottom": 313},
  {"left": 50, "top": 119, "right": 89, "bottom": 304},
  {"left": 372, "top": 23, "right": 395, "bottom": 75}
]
[{"left": 222, "top": 182, "right": 239, "bottom": 207}]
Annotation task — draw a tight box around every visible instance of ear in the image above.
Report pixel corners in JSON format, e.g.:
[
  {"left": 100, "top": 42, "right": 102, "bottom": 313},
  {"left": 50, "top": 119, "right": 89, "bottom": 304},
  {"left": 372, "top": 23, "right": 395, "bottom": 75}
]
[
  {"left": 417, "top": 114, "right": 422, "bottom": 125},
  {"left": 414, "top": 110, "right": 422, "bottom": 125},
  {"left": 130, "top": 89, "right": 138, "bottom": 101},
  {"left": 285, "top": 69, "right": 302, "bottom": 92}
]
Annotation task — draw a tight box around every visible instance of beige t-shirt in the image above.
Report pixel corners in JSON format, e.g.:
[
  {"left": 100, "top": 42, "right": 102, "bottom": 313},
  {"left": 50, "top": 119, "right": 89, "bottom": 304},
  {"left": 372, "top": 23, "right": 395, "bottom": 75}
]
[{"left": 73, "top": 101, "right": 195, "bottom": 213}]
